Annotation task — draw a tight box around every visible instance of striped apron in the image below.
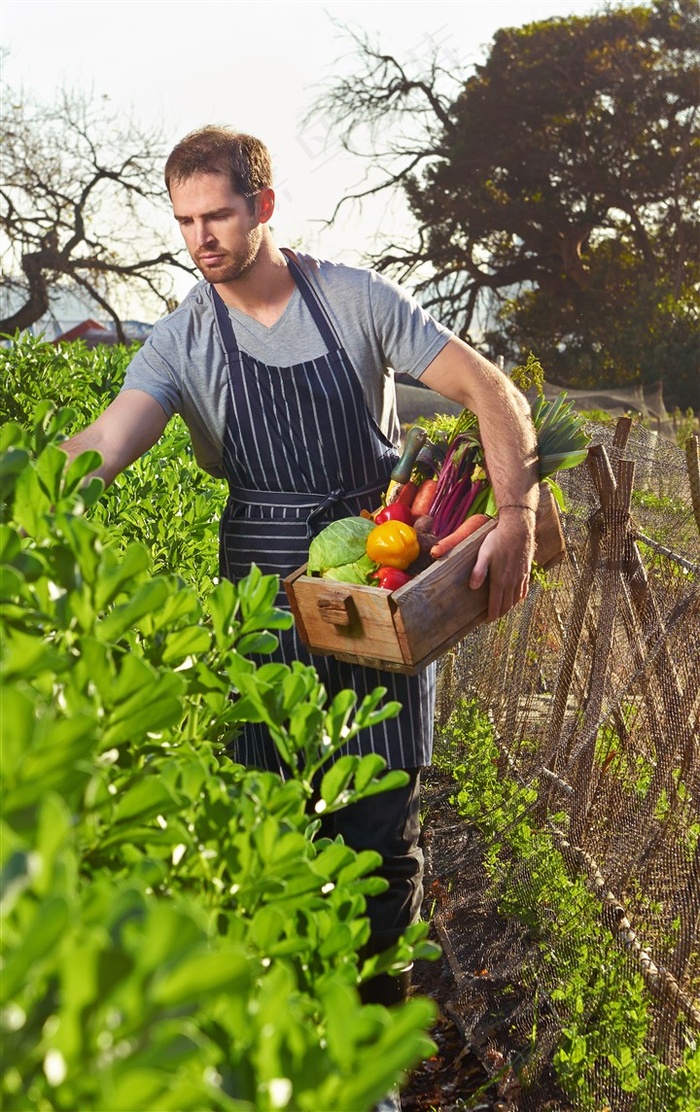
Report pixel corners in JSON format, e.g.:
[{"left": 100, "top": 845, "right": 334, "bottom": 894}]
[{"left": 213, "top": 252, "right": 436, "bottom": 776}]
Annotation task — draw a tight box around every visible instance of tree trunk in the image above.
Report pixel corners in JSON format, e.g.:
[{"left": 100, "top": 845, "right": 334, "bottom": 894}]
[{"left": 0, "top": 252, "right": 51, "bottom": 335}]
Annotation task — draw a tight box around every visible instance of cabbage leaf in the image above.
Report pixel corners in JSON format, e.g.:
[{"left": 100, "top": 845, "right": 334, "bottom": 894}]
[{"left": 307, "top": 517, "right": 377, "bottom": 584}]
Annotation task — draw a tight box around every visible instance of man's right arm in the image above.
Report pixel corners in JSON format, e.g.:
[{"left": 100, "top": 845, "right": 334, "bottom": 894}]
[{"left": 61, "top": 389, "right": 170, "bottom": 487}]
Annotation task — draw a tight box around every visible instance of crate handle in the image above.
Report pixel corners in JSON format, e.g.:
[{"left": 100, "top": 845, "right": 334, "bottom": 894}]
[{"left": 317, "top": 593, "right": 357, "bottom": 627}]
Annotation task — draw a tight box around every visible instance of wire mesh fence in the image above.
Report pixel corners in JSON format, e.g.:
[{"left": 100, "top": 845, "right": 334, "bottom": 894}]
[{"left": 429, "top": 422, "right": 700, "bottom": 1110}]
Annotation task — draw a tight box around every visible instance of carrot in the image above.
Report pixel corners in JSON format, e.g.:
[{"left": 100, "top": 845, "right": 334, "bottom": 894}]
[
  {"left": 411, "top": 478, "right": 439, "bottom": 518},
  {"left": 429, "top": 513, "right": 492, "bottom": 559}
]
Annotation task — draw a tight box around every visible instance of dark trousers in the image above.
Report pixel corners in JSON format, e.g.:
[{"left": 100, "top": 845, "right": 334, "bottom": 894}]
[{"left": 317, "top": 768, "right": 424, "bottom": 956}]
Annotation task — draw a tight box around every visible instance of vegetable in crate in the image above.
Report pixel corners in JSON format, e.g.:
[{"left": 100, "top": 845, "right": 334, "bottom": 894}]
[
  {"left": 304, "top": 390, "right": 587, "bottom": 586},
  {"left": 410, "top": 478, "right": 439, "bottom": 518},
  {"left": 531, "top": 393, "right": 591, "bottom": 479},
  {"left": 429, "top": 513, "right": 491, "bottom": 559},
  {"left": 417, "top": 389, "right": 590, "bottom": 524},
  {"left": 366, "top": 520, "right": 420, "bottom": 570},
  {"left": 374, "top": 566, "right": 413, "bottom": 591},
  {"left": 427, "top": 437, "right": 483, "bottom": 539},
  {"left": 307, "top": 516, "right": 377, "bottom": 584},
  {"left": 383, "top": 425, "right": 427, "bottom": 507},
  {"left": 374, "top": 502, "right": 414, "bottom": 526}
]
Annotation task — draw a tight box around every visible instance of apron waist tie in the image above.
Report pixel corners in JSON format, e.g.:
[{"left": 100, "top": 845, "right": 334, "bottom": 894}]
[{"left": 227, "top": 478, "right": 388, "bottom": 539}]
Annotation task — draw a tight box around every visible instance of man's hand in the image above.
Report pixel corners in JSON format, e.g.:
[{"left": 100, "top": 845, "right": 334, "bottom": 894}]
[{"left": 469, "top": 511, "right": 536, "bottom": 622}]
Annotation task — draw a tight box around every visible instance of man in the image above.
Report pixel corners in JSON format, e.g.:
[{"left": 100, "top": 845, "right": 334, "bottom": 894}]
[{"left": 62, "top": 126, "right": 539, "bottom": 1110}]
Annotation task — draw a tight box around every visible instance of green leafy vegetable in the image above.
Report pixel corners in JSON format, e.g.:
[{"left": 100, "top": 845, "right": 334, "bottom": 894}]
[
  {"left": 307, "top": 517, "right": 377, "bottom": 583},
  {"left": 531, "top": 393, "right": 591, "bottom": 477},
  {"left": 322, "top": 552, "right": 378, "bottom": 584},
  {"left": 411, "top": 383, "right": 592, "bottom": 527}
]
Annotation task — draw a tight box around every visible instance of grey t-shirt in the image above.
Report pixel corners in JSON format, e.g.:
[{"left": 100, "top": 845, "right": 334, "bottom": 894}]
[{"left": 122, "top": 251, "right": 452, "bottom": 477}]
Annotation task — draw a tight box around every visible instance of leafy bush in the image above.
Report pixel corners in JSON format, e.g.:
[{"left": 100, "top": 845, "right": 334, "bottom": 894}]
[
  {"left": 0, "top": 334, "right": 133, "bottom": 426},
  {"left": 1, "top": 372, "right": 439, "bottom": 1109}
]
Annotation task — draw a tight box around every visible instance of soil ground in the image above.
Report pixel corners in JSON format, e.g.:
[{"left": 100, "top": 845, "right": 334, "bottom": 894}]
[
  {"left": 401, "top": 950, "right": 503, "bottom": 1112},
  {"left": 397, "top": 767, "right": 568, "bottom": 1112},
  {"left": 398, "top": 766, "right": 509, "bottom": 1112}
]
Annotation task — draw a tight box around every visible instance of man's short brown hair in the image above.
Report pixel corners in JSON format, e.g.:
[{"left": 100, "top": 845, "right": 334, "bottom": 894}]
[{"left": 164, "top": 127, "right": 273, "bottom": 204}]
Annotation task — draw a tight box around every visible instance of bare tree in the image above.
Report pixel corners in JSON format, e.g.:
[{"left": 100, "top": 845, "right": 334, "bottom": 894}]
[
  {"left": 310, "top": 2, "right": 700, "bottom": 408},
  {"left": 0, "top": 81, "right": 195, "bottom": 339}
]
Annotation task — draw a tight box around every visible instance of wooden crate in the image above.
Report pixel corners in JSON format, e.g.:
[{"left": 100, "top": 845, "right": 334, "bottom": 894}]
[{"left": 283, "top": 483, "right": 566, "bottom": 674}]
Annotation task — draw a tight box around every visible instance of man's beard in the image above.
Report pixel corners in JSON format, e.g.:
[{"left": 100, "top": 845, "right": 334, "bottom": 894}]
[{"left": 194, "top": 239, "right": 259, "bottom": 285}]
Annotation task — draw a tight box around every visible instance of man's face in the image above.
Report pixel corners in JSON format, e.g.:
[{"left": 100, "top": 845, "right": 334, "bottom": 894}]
[{"left": 170, "top": 172, "right": 267, "bottom": 284}]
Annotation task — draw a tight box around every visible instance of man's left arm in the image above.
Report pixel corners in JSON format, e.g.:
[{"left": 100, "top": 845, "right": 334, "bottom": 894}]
[{"left": 419, "top": 336, "right": 539, "bottom": 622}]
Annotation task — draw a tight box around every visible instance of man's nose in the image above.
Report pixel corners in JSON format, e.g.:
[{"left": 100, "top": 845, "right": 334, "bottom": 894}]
[{"left": 194, "top": 221, "right": 216, "bottom": 246}]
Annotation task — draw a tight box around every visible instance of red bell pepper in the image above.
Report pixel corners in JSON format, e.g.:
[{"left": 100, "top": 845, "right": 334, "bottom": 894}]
[
  {"left": 375, "top": 566, "right": 413, "bottom": 591},
  {"left": 374, "top": 502, "right": 415, "bottom": 526}
]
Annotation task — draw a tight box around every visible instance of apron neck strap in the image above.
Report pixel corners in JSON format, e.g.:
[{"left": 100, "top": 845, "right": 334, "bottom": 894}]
[
  {"left": 281, "top": 249, "right": 341, "bottom": 351},
  {"left": 211, "top": 283, "right": 237, "bottom": 360}
]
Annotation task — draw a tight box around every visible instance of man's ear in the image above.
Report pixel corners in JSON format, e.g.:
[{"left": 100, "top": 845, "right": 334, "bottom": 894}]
[{"left": 256, "top": 187, "right": 275, "bottom": 224}]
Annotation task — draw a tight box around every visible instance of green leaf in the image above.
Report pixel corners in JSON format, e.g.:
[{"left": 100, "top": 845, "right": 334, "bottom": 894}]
[
  {"left": 34, "top": 442, "right": 71, "bottom": 504},
  {"left": 236, "top": 630, "right": 279, "bottom": 655},
  {"left": 317, "top": 979, "right": 361, "bottom": 1069},
  {"left": 325, "top": 689, "right": 357, "bottom": 744},
  {"left": 106, "top": 1069, "right": 175, "bottom": 1110},
  {"left": 130, "top": 900, "right": 202, "bottom": 973},
  {"left": 112, "top": 777, "right": 181, "bottom": 826},
  {"left": 320, "top": 756, "right": 359, "bottom": 807},
  {"left": 0, "top": 895, "right": 71, "bottom": 1002},
  {"left": 313, "top": 841, "right": 358, "bottom": 878},
  {"left": 0, "top": 422, "right": 28, "bottom": 453},
  {"left": 153, "top": 947, "right": 250, "bottom": 1007},
  {"left": 62, "top": 448, "right": 103, "bottom": 493},
  {"left": 0, "top": 627, "right": 68, "bottom": 682},
  {"left": 250, "top": 905, "right": 286, "bottom": 951},
  {"left": 355, "top": 770, "right": 410, "bottom": 799},
  {"left": 0, "top": 524, "right": 21, "bottom": 564},
  {"left": 11, "top": 464, "right": 45, "bottom": 537},
  {"left": 544, "top": 476, "right": 567, "bottom": 512},
  {"left": 34, "top": 793, "right": 73, "bottom": 897},
  {"left": 354, "top": 754, "right": 387, "bottom": 791},
  {"left": 0, "top": 447, "right": 30, "bottom": 506},
  {"left": 102, "top": 656, "right": 184, "bottom": 745},
  {"left": 205, "top": 579, "right": 241, "bottom": 649},
  {"left": 99, "top": 578, "right": 172, "bottom": 641},
  {"left": 1, "top": 850, "right": 36, "bottom": 917},
  {"left": 338, "top": 849, "right": 384, "bottom": 884},
  {"left": 161, "top": 624, "right": 211, "bottom": 665},
  {"left": 94, "top": 543, "right": 152, "bottom": 610}
]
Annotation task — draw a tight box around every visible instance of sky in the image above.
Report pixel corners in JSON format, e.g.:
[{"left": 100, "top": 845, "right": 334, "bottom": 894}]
[{"left": 3, "top": 0, "right": 624, "bottom": 315}]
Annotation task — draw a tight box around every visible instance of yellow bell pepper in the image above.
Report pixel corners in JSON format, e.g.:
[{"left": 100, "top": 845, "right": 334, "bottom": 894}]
[{"left": 366, "top": 520, "right": 420, "bottom": 570}]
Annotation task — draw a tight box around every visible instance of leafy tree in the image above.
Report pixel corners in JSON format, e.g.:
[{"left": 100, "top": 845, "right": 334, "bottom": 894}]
[
  {"left": 314, "top": 1, "right": 699, "bottom": 408},
  {"left": 0, "top": 81, "right": 195, "bottom": 338}
]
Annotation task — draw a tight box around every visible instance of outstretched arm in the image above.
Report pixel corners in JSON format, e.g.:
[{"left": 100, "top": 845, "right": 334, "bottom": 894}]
[
  {"left": 419, "top": 337, "right": 539, "bottom": 622},
  {"left": 61, "top": 389, "right": 170, "bottom": 488}
]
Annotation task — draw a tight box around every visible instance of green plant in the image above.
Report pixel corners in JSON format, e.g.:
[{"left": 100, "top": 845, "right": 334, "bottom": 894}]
[
  {"left": 509, "top": 351, "right": 545, "bottom": 397},
  {"left": 437, "top": 697, "right": 698, "bottom": 1110},
  {"left": 0, "top": 334, "right": 133, "bottom": 427},
  {"left": 671, "top": 407, "right": 699, "bottom": 449},
  {"left": 1, "top": 385, "right": 440, "bottom": 1109},
  {"left": 578, "top": 407, "right": 631, "bottom": 429}
]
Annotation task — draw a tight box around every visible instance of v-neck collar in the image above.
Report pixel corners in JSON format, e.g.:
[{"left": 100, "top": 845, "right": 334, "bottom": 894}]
[{"left": 224, "top": 283, "right": 301, "bottom": 337}]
